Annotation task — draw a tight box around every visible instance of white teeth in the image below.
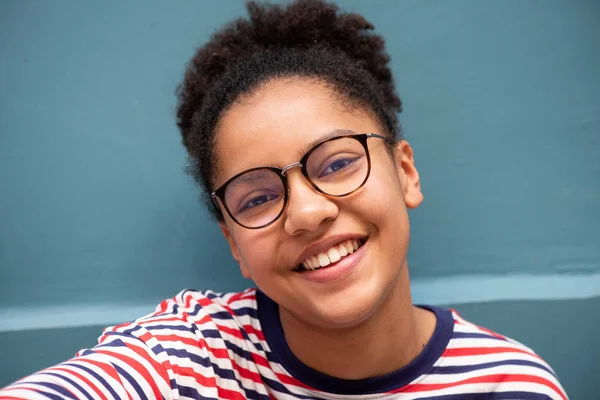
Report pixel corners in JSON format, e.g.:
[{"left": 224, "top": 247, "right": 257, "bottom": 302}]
[
  {"left": 305, "top": 257, "right": 313, "bottom": 270},
  {"left": 300, "top": 239, "right": 364, "bottom": 270},
  {"left": 345, "top": 241, "right": 354, "bottom": 254},
  {"left": 318, "top": 253, "right": 330, "bottom": 267},
  {"left": 327, "top": 247, "right": 341, "bottom": 263}
]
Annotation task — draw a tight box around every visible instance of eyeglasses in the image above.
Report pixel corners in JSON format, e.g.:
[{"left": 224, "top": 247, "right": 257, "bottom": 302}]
[{"left": 211, "top": 133, "right": 387, "bottom": 229}]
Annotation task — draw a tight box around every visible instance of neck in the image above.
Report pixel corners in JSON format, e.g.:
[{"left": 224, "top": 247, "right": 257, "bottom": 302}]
[{"left": 279, "top": 266, "right": 436, "bottom": 380}]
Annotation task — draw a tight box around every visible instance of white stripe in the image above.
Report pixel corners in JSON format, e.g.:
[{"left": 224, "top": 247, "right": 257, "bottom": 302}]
[
  {"left": 446, "top": 337, "right": 533, "bottom": 350},
  {"left": 67, "top": 354, "right": 132, "bottom": 399},
  {"left": 91, "top": 344, "right": 162, "bottom": 398},
  {"left": 2, "top": 384, "right": 67, "bottom": 399},
  {"left": 425, "top": 364, "right": 558, "bottom": 384},
  {"left": 438, "top": 351, "right": 545, "bottom": 366},
  {"left": 47, "top": 363, "right": 113, "bottom": 400}
]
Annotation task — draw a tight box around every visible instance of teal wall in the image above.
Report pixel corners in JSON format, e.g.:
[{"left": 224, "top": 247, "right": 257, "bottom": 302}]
[{"left": 1, "top": 0, "right": 598, "bottom": 397}]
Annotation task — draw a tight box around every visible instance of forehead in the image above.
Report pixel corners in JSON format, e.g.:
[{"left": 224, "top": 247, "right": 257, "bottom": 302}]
[{"left": 212, "top": 78, "right": 382, "bottom": 185}]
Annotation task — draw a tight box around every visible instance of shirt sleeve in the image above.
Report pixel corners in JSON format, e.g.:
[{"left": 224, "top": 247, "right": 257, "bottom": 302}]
[{"left": 0, "top": 329, "right": 174, "bottom": 400}]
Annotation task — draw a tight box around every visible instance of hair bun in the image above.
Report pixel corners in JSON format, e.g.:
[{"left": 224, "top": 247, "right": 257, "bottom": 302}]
[{"left": 177, "top": 0, "right": 399, "bottom": 141}]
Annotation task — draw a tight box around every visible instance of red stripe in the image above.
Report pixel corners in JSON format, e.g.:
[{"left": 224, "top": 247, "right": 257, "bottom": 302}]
[
  {"left": 49, "top": 366, "right": 108, "bottom": 400},
  {"left": 242, "top": 324, "right": 266, "bottom": 341},
  {"left": 157, "top": 299, "right": 170, "bottom": 313},
  {"left": 228, "top": 358, "right": 264, "bottom": 385},
  {"left": 217, "top": 386, "right": 246, "bottom": 400},
  {"left": 215, "top": 324, "right": 245, "bottom": 340},
  {"left": 172, "top": 365, "right": 217, "bottom": 388},
  {"left": 77, "top": 358, "right": 134, "bottom": 400},
  {"left": 152, "top": 334, "right": 231, "bottom": 360},
  {"left": 215, "top": 323, "right": 266, "bottom": 342},
  {"left": 94, "top": 349, "right": 162, "bottom": 399},
  {"left": 123, "top": 341, "right": 170, "bottom": 387},
  {"left": 1, "top": 385, "right": 66, "bottom": 399},
  {"left": 395, "top": 373, "right": 567, "bottom": 400},
  {"left": 442, "top": 346, "right": 541, "bottom": 359},
  {"left": 226, "top": 292, "right": 246, "bottom": 304},
  {"left": 138, "top": 331, "right": 153, "bottom": 343},
  {"left": 137, "top": 314, "right": 212, "bottom": 326}
]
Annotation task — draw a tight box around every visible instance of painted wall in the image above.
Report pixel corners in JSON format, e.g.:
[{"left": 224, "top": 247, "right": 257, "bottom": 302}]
[{"left": 1, "top": 0, "right": 598, "bottom": 397}]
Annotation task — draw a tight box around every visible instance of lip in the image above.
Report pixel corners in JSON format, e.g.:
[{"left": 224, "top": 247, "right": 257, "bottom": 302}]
[
  {"left": 292, "top": 234, "right": 368, "bottom": 270},
  {"left": 295, "top": 240, "right": 367, "bottom": 284}
]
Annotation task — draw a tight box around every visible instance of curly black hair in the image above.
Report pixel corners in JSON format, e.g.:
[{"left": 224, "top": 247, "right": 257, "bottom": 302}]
[{"left": 176, "top": 0, "right": 402, "bottom": 220}]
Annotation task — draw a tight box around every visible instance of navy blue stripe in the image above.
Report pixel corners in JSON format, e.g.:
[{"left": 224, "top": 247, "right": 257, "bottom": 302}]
[
  {"left": 64, "top": 362, "right": 121, "bottom": 400},
  {"left": 145, "top": 324, "right": 196, "bottom": 333},
  {"left": 430, "top": 359, "right": 555, "bottom": 377},
  {"left": 173, "top": 380, "right": 218, "bottom": 400},
  {"left": 208, "top": 311, "right": 235, "bottom": 320},
  {"left": 187, "top": 302, "right": 202, "bottom": 317},
  {"left": 122, "top": 324, "right": 142, "bottom": 335},
  {"left": 112, "top": 363, "right": 147, "bottom": 399},
  {"left": 27, "top": 381, "right": 78, "bottom": 399},
  {"left": 210, "top": 363, "right": 238, "bottom": 382},
  {"left": 452, "top": 331, "right": 507, "bottom": 340},
  {"left": 201, "top": 329, "right": 224, "bottom": 339},
  {"left": 103, "top": 331, "right": 140, "bottom": 341},
  {"left": 261, "top": 375, "right": 317, "bottom": 400},
  {"left": 41, "top": 372, "right": 94, "bottom": 400},
  {"left": 238, "top": 385, "right": 271, "bottom": 400},
  {"left": 96, "top": 340, "right": 129, "bottom": 349},
  {"left": 23, "top": 387, "right": 65, "bottom": 400},
  {"left": 204, "top": 292, "right": 220, "bottom": 300},
  {"left": 231, "top": 306, "right": 259, "bottom": 318},
  {"left": 161, "top": 347, "right": 213, "bottom": 369},
  {"left": 159, "top": 346, "right": 244, "bottom": 384},
  {"left": 417, "top": 391, "right": 553, "bottom": 400}
]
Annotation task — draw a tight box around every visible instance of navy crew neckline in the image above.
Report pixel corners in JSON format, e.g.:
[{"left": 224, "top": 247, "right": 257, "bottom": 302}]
[{"left": 256, "top": 290, "right": 454, "bottom": 395}]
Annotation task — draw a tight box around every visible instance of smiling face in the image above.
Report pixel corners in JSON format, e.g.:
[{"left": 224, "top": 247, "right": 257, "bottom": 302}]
[{"left": 213, "top": 77, "right": 423, "bottom": 330}]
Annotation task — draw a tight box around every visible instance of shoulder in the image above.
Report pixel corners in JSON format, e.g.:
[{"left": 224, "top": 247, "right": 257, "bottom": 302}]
[
  {"left": 437, "top": 308, "right": 568, "bottom": 399},
  {"left": 95, "top": 288, "right": 267, "bottom": 397},
  {"left": 106, "top": 288, "right": 261, "bottom": 338},
  {"left": 99, "top": 288, "right": 264, "bottom": 358}
]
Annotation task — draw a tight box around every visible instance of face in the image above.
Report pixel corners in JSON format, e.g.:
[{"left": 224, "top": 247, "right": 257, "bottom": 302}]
[{"left": 213, "top": 78, "right": 423, "bottom": 329}]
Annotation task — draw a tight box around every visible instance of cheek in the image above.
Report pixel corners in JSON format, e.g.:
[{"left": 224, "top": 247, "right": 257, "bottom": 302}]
[
  {"left": 363, "top": 164, "right": 406, "bottom": 217},
  {"left": 235, "top": 233, "right": 282, "bottom": 275}
]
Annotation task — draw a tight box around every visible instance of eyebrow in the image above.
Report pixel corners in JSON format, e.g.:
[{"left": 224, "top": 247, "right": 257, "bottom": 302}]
[
  {"left": 228, "top": 169, "right": 277, "bottom": 186},
  {"left": 295, "top": 129, "right": 357, "bottom": 157}
]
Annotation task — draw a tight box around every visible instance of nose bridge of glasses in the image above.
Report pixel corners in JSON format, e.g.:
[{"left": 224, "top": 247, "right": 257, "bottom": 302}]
[{"left": 280, "top": 161, "right": 303, "bottom": 176}]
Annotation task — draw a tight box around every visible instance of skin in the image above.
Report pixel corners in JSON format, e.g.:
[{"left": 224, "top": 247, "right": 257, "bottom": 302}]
[{"left": 213, "top": 77, "right": 436, "bottom": 380}]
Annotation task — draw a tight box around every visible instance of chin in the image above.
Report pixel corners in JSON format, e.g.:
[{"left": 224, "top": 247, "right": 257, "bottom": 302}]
[{"left": 306, "top": 284, "right": 393, "bottom": 329}]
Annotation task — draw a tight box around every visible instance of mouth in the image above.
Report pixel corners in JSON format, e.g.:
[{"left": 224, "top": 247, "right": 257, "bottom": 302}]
[{"left": 294, "top": 237, "right": 367, "bottom": 272}]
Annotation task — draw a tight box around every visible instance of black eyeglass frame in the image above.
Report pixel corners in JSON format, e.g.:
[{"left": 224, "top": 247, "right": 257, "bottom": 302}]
[{"left": 211, "top": 133, "right": 387, "bottom": 229}]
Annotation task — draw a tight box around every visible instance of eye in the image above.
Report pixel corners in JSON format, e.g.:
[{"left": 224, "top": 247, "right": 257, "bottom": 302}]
[
  {"left": 239, "top": 193, "right": 280, "bottom": 213},
  {"left": 318, "top": 157, "right": 359, "bottom": 178}
]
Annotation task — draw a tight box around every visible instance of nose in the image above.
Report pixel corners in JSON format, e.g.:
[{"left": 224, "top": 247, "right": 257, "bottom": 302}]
[{"left": 283, "top": 169, "right": 339, "bottom": 236}]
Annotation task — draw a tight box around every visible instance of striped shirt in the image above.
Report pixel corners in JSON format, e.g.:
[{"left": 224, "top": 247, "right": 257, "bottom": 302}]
[{"left": 1, "top": 288, "right": 568, "bottom": 399}]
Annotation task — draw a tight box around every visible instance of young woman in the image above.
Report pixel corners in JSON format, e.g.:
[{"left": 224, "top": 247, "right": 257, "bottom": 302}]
[{"left": 1, "top": 1, "right": 568, "bottom": 399}]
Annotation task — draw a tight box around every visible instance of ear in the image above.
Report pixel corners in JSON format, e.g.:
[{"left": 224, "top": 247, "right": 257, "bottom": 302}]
[
  {"left": 219, "top": 222, "right": 251, "bottom": 279},
  {"left": 393, "top": 140, "right": 423, "bottom": 209}
]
